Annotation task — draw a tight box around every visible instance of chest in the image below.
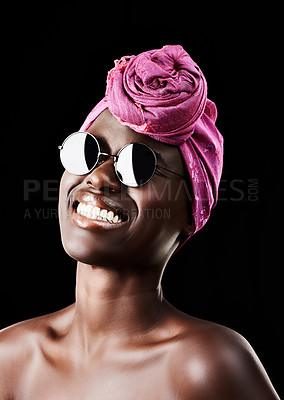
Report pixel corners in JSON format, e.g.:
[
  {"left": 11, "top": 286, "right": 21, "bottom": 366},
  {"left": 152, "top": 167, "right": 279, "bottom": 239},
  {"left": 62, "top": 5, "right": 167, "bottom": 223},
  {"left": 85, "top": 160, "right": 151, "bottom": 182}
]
[{"left": 16, "top": 349, "right": 185, "bottom": 400}]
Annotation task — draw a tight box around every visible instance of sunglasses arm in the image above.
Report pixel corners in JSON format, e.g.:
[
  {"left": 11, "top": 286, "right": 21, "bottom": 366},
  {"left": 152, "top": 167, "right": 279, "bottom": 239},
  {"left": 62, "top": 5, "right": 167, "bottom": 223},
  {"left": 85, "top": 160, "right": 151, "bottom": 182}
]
[{"left": 156, "top": 165, "right": 185, "bottom": 179}]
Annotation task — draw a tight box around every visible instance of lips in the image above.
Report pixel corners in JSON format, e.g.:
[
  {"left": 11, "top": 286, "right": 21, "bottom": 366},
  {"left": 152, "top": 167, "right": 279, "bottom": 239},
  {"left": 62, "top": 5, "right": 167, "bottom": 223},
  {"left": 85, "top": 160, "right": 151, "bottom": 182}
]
[{"left": 70, "top": 189, "right": 129, "bottom": 230}]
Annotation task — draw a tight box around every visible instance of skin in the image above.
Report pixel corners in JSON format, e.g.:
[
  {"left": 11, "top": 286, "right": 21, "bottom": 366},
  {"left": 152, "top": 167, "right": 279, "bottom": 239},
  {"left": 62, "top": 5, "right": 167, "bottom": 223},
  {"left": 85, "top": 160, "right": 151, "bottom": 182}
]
[{"left": 0, "top": 109, "right": 280, "bottom": 399}]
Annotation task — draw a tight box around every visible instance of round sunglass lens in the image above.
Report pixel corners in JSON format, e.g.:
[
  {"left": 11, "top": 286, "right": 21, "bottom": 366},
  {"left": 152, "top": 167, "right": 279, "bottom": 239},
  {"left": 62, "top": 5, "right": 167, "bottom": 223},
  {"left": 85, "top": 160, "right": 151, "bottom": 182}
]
[
  {"left": 115, "top": 143, "right": 156, "bottom": 187},
  {"left": 60, "top": 132, "right": 99, "bottom": 175}
]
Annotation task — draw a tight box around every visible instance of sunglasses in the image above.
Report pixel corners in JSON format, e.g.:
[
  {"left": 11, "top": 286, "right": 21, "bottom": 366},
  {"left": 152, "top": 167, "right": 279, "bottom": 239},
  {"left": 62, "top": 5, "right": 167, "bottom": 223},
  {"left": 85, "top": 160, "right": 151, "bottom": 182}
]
[{"left": 58, "top": 132, "right": 184, "bottom": 187}]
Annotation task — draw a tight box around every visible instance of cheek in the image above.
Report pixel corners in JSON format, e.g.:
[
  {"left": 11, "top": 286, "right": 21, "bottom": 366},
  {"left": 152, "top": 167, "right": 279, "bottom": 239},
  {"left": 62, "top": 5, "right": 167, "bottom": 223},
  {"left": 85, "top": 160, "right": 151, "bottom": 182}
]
[
  {"left": 58, "top": 172, "right": 85, "bottom": 259},
  {"left": 127, "top": 178, "right": 189, "bottom": 251},
  {"left": 137, "top": 178, "right": 189, "bottom": 225},
  {"left": 58, "top": 172, "right": 78, "bottom": 220}
]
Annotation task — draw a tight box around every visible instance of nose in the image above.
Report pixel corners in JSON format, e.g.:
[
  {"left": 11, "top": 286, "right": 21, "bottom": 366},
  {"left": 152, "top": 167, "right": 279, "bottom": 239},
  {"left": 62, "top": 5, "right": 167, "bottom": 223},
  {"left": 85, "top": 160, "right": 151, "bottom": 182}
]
[{"left": 84, "top": 157, "right": 122, "bottom": 193}]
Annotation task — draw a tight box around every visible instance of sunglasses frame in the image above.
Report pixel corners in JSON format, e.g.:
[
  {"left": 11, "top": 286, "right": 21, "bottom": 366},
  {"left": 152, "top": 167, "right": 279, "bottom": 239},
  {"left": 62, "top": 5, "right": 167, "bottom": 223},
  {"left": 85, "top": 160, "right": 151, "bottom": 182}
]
[{"left": 58, "top": 132, "right": 184, "bottom": 187}]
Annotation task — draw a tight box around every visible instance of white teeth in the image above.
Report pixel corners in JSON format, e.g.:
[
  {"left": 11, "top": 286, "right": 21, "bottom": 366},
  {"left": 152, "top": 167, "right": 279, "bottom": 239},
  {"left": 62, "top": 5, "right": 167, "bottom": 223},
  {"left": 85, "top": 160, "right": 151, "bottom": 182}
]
[
  {"left": 107, "top": 211, "right": 114, "bottom": 221},
  {"left": 76, "top": 202, "right": 123, "bottom": 223},
  {"left": 77, "top": 202, "right": 82, "bottom": 213},
  {"left": 92, "top": 207, "right": 100, "bottom": 218},
  {"left": 100, "top": 209, "right": 107, "bottom": 219}
]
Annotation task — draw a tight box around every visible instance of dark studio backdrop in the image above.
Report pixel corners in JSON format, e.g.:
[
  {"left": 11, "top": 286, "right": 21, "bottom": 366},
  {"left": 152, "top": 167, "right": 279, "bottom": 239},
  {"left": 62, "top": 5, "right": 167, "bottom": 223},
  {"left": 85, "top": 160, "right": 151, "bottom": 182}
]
[{"left": 3, "top": 3, "right": 282, "bottom": 397}]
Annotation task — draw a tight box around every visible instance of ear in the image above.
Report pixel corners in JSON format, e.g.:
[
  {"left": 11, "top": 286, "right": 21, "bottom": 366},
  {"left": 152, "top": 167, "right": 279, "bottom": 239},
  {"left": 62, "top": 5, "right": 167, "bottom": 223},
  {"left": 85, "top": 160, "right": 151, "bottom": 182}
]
[
  {"left": 182, "top": 223, "right": 192, "bottom": 237},
  {"left": 177, "top": 223, "right": 192, "bottom": 246}
]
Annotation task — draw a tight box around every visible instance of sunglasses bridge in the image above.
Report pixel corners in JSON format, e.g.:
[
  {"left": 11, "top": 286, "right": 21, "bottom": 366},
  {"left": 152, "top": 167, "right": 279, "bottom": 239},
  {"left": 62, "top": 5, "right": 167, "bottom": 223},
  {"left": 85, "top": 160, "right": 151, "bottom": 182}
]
[{"left": 97, "top": 152, "right": 118, "bottom": 164}]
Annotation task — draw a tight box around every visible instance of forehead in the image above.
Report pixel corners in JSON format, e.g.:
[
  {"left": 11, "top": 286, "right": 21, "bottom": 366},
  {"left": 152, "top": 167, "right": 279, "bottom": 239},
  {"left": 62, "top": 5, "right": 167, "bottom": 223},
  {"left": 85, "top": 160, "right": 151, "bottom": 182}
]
[{"left": 86, "top": 108, "right": 183, "bottom": 169}]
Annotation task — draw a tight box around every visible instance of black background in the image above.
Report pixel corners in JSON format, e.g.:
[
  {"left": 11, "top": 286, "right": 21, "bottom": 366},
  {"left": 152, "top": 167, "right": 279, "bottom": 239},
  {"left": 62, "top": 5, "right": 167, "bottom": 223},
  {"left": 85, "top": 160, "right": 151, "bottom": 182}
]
[{"left": 3, "top": 3, "right": 282, "bottom": 397}]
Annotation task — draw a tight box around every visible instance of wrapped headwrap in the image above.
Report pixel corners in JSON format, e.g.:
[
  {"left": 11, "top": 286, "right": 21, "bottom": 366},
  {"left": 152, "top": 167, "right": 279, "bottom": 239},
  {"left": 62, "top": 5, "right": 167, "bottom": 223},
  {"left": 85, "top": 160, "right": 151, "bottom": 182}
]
[{"left": 80, "top": 45, "right": 223, "bottom": 245}]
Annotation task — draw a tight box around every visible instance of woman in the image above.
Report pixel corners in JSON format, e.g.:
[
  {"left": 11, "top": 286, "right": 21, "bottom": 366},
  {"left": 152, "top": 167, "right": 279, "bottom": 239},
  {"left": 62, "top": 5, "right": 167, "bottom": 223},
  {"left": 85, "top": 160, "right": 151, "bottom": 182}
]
[{"left": 0, "top": 45, "right": 279, "bottom": 399}]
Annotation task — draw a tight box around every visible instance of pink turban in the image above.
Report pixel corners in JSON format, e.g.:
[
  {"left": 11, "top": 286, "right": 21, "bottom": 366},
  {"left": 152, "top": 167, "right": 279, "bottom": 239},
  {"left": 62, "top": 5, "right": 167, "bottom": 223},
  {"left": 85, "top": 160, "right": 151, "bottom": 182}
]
[{"left": 80, "top": 45, "right": 224, "bottom": 246}]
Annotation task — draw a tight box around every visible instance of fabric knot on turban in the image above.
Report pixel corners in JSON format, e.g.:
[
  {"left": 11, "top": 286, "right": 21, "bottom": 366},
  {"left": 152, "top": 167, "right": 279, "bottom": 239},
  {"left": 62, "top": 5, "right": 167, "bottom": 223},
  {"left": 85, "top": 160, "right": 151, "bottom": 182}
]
[
  {"left": 106, "top": 45, "right": 207, "bottom": 146},
  {"left": 80, "top": 45, "right": 224, "bottom": 246}
]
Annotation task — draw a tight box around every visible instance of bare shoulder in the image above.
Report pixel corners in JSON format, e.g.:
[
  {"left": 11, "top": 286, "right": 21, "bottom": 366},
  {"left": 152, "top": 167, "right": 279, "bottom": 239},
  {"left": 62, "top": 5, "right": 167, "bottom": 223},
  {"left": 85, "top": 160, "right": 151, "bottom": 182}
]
[
  {"left": 168, "top": 308, "right": 280, "bottom": 400},
  {"left": 0, "top": 305, "right": 74, "bottom": 398},
  {"left": 0, "top": 304, "right": 74, "bottom": 345}
]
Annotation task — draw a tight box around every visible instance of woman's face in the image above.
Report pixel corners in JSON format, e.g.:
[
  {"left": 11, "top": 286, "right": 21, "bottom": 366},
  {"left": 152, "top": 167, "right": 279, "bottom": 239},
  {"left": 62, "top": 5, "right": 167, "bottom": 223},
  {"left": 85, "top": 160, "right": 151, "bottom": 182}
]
[{"left": 59, "top": 109, "right": 190, "bottom": 269}]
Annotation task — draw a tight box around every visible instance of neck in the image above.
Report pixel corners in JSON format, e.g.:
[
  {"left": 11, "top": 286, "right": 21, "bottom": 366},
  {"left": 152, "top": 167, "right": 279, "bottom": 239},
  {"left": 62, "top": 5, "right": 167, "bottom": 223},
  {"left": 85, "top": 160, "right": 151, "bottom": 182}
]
[{"left": 70, "top": 262, "right": 166, "bottom": 345}]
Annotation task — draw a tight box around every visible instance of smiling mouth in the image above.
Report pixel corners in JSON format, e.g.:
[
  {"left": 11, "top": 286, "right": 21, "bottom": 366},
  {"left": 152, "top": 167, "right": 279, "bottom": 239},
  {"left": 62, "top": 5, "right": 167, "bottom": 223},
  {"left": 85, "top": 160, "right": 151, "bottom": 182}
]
[{"left": 73, "top": 201, "right": 128, "bottom": 224}]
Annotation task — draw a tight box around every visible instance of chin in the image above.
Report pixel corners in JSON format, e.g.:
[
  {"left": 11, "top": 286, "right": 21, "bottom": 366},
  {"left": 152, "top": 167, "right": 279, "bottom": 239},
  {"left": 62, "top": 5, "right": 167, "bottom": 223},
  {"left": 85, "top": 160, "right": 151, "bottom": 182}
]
[
  {"left": 58, "top": 208, "right": 177, "bottom": 269},
  {"left": 59, "top": 227, "right": 130, "bottom": 268}
]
